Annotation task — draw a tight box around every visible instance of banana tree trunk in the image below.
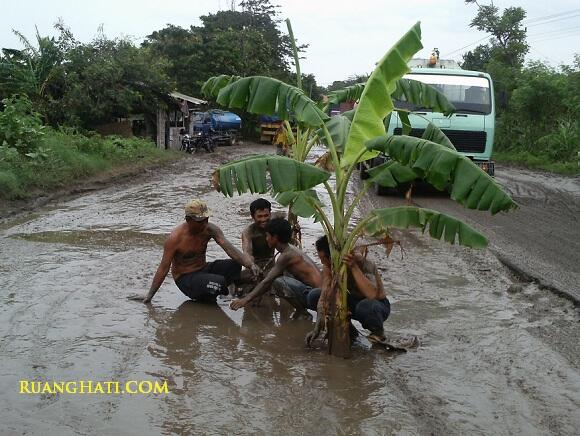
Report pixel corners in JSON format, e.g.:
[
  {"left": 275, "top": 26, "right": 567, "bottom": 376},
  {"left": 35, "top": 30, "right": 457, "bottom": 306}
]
[
  {"left": 288, "top": 211, "right": 302, "bottom": 248},
  {"left": 326, "top": 273, "right": 351, "bottom": 358}
]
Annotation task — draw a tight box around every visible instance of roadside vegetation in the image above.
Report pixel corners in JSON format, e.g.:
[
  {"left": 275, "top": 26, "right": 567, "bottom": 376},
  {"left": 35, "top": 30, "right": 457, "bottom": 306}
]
[
  {"left": 0, "top": 95, "right": 173, "bottom": 200},
  {"left": 0, "top": 1, "right": 298, "bottom": 200},
  {"left": 462, "top": 1, "right": 579, "bottom": 175}
]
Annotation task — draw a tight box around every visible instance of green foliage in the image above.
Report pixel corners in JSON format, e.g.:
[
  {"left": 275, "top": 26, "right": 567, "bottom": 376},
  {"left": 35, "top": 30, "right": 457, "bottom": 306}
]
[
  {"left": 342, "top": 22, "right": 423, "bottom": 166},
  {"left": 215, "top": 76, "right": 329, "bottom": 126},
  {"left": 214, "top": 154, "right": 330, "bottom": 197},
  {"left": 327, "top": 79, "right": 455, "bottom": 117},
  {"left": 495, "top": 60, "right": 579, "bottom": 167},
  {"left": 463, "top": 2, "right": 529, "bottom": 110},
  {"left": 365, "top": 206, "right": 488, "bottom": 249},
  {"left": 143, "top": 0, "right": 294, "bottom": 97},
  {"left": 0, "top": 95, "right": 45, "bottom": 153},
  {"left": 367, "top": 134, "right": 517, "bottom": 214},
  {"left": 0, "top": 129, "right": 170, "bottom": 200}
]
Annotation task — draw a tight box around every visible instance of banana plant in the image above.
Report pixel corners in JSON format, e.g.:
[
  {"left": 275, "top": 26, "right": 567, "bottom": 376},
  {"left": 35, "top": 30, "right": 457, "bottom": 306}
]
[{"left": 206, "top": 22, "right": 517, "bottom": 357}]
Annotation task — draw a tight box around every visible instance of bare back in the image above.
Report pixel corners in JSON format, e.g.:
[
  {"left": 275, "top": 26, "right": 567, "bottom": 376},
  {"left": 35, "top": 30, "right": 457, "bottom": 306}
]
[{"left": 280, "top": 245, "right": 322, "bottom": 288}]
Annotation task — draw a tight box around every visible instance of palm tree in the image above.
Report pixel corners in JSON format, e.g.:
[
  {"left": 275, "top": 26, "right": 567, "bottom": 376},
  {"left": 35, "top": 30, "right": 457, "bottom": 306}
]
[{"left": 205, "top": 22, "right": 517, "bottom": 357}]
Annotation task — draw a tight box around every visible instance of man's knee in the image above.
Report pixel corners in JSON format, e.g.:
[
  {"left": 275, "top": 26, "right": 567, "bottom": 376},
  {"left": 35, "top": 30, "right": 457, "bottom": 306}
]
[
  {"left": 354, "top": 299, "right": 389, "bottom": 330},
  {"left": 271, "top": 277, "right": 289, "bottom": 297},
  {"left": 306, "top": 288, "right": 321, "bottom": 311}
]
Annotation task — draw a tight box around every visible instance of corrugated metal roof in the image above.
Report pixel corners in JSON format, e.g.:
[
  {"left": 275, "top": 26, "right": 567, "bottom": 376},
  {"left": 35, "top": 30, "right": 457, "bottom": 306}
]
[{"left": 170, "top": 92, "right": 207, "bottom": 105}]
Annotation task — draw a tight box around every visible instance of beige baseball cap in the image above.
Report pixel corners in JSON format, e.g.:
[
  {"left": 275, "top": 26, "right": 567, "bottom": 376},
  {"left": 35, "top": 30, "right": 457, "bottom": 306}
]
[{"left": 184, "top": 199, "right": 210, "bottom": 220}]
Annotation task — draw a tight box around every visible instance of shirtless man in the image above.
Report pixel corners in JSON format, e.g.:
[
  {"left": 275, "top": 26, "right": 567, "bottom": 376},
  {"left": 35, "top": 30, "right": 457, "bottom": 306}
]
[
  {"left": 241, "top": 198, "right": 275, "bottom": 271},
  {"left": 230, "top": 217, "right": 321, "bottom": 319},
  {"left": 306, "top": 235, "right": 390, "bottom": 344},
  {"left": 136, "top": 199, "right": 260, "bottom": 304}
]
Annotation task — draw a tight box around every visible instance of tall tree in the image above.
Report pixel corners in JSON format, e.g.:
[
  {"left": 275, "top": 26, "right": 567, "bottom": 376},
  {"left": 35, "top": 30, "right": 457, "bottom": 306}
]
[{"left": 463, "top": 1, "right": 529, "bottom": 109}]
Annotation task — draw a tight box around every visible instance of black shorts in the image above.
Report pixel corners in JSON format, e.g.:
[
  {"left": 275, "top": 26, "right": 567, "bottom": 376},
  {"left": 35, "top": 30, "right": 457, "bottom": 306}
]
[{"left": 175, "top": 259, "right": 242, "bottom": 302}]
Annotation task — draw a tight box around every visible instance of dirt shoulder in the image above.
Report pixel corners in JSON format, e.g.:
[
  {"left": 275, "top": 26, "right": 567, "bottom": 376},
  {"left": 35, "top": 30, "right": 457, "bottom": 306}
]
[{"left": 0, "top": 152, "right": 184, "bottom": 221}]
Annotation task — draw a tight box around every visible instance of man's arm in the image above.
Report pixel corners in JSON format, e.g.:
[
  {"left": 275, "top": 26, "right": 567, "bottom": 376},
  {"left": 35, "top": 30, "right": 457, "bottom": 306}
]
[
  {"left": 230, "top": 253, "right": 291, "bottom": 310},
  {"left": 211, "top": 224, "right": 254, "bottom": 269},
  {"left": 241, "top": 227, "right": 255, "bottom": 263},
  {"left": 143, "top": 238, "right": 176, "bottom": 303},
  {"left": 343, "top": 253, "right": 381, "bottom": 300}
]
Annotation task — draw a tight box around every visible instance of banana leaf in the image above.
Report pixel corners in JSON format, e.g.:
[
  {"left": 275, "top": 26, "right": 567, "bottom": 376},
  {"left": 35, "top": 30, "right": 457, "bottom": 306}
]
[
  {"left": 215, "top": 76, "right": 329, "bottom": 127},
  {"left": 342, "top": 22, "right": 423, "bottom": 167},
  {"left": 317, "top": 115, "right": 351, "bottom": 151},
  {"left": 366, "top": 135, "right": 517, "bottom": 214},
  {"left": 365, "top": 206, "right": 488, "bottom": 249},
  {"left": 367, "top": 123, "right": 455, "bottom": 188},
  {"left": 367, "top": 160, "right": 418, "bottom": 188},
  {"left": 213, "top": 154, "right": 330, "bottom": 197},
  {"left": 391, "top": 78, "right": 455, "bottom": 116},
  {"left": 327, "top": 78, "right": 454, "bottom": 116},
  {"left": 276, "top": 190, "right": 322, "bottom": 220},
  {"left": 327, "top": 83, "right": 365, "bottom": 105},
  {"left": 201, "top": 75, "right": 241, "bottom": 98}
]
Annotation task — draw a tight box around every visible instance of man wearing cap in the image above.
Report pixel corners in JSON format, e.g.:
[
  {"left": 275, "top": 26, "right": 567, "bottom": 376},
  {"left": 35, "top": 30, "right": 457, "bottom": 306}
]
[{"left": 137, "top": 199, "right": 261, "bottom": 304}]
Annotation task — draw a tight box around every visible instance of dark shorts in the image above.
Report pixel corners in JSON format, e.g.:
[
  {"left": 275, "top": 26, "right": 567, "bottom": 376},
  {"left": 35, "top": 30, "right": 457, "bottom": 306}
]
[{"left": 175, "top": 259, "right": 241, "bottom": 303}]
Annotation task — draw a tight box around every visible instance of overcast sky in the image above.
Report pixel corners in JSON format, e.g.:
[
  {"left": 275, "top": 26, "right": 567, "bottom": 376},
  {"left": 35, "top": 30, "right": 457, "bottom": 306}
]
[{"left": 1, "top": 0, "right": 578, "bottom": 86}]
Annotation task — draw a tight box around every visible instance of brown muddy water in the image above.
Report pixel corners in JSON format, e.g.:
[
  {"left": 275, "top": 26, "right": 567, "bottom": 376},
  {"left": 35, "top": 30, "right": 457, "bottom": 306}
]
[{"left": 1, "top": 144, "right": 579, "bottom": 435}]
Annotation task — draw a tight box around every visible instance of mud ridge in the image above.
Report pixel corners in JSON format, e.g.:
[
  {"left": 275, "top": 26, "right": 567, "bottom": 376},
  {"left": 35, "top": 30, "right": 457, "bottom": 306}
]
[{"left": 494, "top": 251, "right": 580, "bottom": 307}]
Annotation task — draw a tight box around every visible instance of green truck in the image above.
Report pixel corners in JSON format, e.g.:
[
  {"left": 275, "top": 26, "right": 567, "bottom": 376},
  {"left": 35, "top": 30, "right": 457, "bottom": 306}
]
[{"left": 363, "top": 57, "right": 496, "bottom": 194}]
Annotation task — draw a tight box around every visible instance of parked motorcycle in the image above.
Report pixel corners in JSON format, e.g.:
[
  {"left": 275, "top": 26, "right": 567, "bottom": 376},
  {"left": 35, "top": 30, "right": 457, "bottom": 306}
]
[{"left": 180, "top": 132, "right": 215, "bottom": 154}]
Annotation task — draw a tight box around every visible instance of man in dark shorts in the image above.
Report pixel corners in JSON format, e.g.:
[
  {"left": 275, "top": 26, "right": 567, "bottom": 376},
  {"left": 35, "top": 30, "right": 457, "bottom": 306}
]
[
  {"left": 230, "top": 218, "right": 321, "bottom": 319},
  {"left": 134, "top": 199, "right": 261, "bottom": 304},
  {"left": 306, "top": 235, "right": 391, "bottom": 344}
]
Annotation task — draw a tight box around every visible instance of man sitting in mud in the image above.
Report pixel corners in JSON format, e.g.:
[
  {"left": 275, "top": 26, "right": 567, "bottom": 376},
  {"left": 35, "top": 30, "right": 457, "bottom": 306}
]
[
  {"left": 306, "top": 235, "right": 391, "bottom": 344},
  {"left": 237, "top": 198, "right": 276, "bottom": 295},
  {"left": 134, "top": 199, "right": 261, "bottom": 304},
  {"left": 230, "top": 217, "right": 321, "bottom": 319}
]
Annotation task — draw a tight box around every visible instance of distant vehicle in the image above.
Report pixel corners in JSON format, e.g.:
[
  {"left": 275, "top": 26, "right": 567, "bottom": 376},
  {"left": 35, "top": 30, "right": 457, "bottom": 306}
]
[
  {"left": 192, "top": 110, "right": 241, "bottom": 146},
  {"left": 362, "top": 50, "right": 496, "bottom": 195}
]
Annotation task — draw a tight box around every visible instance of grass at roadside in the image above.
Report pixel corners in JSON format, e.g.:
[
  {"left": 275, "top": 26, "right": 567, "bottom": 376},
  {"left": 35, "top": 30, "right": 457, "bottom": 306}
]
[
  {"left": 0, "top": 129, "right": 179, "bottom": 200},
  {"left": 493, "top": 150, "right": 580, "bottom": 176}
]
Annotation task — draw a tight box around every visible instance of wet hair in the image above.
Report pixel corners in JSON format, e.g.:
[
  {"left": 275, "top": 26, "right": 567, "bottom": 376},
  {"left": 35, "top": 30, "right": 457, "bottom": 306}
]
[
  {"left": 265, "top": 217, "right": 291, "bottom": 244},
  {"left": 250, "top": 198, "right": 272, "bottom": 217},
  {"left": 315, "top": 235, "right": 331, "bottom": 258}
]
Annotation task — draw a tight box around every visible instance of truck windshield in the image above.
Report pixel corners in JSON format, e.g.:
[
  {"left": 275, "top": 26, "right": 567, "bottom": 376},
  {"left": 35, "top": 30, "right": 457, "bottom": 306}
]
[{"left": 397, "top": 73, "right": 492, "bottom": 115}]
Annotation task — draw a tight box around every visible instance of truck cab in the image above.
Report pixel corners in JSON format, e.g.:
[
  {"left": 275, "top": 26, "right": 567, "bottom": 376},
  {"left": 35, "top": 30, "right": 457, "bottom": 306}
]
[
  {"left": 391, "top": 66, "right": 495, "bottom": 175},
  {"left": 363, "top": 55, "right": 496, "bottom": 193}
]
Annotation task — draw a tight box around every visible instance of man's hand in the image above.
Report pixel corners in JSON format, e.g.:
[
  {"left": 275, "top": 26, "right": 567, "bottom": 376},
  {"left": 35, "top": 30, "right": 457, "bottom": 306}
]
[
  {"left": 343, "top": 252, "right": 363, "bottom": 269},
  {"left": 249, "top": 263, "right": 262, "bottom": 279},
  {"left": 305, "top": 318, "right": 326, "bottom": 347},
  {"left": 230, "top": 297, "right": 249, "bottom": 310},
  {"left": 127, "top": 294, "right": 152, "bottom": 304}
]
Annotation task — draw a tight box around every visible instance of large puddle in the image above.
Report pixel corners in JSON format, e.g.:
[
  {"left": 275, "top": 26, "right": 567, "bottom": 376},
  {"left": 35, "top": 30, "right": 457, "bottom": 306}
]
[{"left": 1, "top": 144, "right": 579, "bottom": 435}]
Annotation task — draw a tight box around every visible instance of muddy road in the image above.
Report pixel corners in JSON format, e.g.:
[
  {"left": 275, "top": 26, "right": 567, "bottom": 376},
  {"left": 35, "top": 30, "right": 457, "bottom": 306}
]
[
  {"left": 376, "top": 166, "right": 580, "bottom": 302},
  {"left": 1, "top": 144, "right": 579, "bottom": 435}
]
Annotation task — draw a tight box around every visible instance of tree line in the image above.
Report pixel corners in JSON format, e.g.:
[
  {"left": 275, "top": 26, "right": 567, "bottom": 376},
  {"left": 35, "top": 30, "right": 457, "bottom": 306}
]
[
  {"left": 462, "top": 0, "right": 579, "bottom": 172},
  {"left": 0, "top": 0, "right": 311, "bottom": 131}
]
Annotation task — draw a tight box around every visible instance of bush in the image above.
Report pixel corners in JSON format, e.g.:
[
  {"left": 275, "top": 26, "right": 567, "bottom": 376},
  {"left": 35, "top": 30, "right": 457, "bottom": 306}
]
[
  {"left": 0, "top": 95, "right": 45, "bottom": 154},
  {"left": 0, "top": 127, "right": 175, "bottom": 200}
]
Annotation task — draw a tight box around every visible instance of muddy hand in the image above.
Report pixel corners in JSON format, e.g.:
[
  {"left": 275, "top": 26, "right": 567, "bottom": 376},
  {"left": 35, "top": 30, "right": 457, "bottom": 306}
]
[
  {"left": 305, "top": 320, "right": 323, "bottom": 347},
  {"left": 250, "top": 263, "right": 262, "bottom": 279},
  {"left": 127, "top": 294, "right": 151, "bottom": 304},
  {"left": 230, "top": 297, "right": 248, "bottom": 310}
]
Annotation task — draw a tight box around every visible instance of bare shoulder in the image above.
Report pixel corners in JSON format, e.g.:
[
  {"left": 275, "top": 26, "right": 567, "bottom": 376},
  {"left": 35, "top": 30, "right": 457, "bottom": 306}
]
[{"left": 207, "top": 222, "right": 223, "bottom": 237}]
